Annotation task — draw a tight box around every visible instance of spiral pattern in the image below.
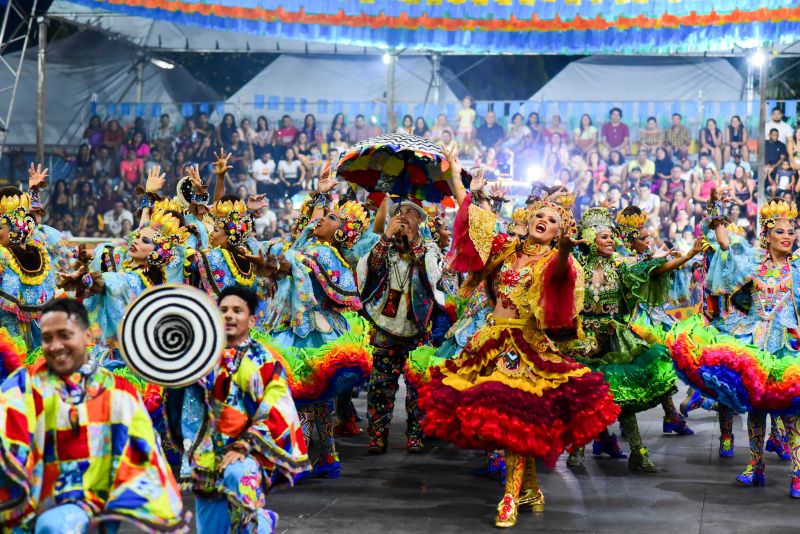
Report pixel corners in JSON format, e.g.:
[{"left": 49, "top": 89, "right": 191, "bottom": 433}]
[{"left": 118, "top": 284, "right": 225, "bottom": 387}]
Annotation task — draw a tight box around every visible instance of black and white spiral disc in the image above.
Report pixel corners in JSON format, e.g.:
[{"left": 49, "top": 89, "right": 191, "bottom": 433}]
[{"left": 118, "top": 284, "right": 224, "bottom": 387}]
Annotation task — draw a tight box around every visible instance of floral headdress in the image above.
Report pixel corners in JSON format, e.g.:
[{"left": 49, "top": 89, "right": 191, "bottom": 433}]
[
  {"left": 615, "top": 207, "right": 648, "bottom": 249},
  {"left": 759, "top": 198, "right": 798, "bottom": 249},
  {"left": 333, "top": 201, "right": 370, "bottom": 249},
  {"left": 212, "top": 199, "right": 253, "bottom": 247},
  {"left": 134, "top": 209, "right": 190, "bottom": 267},
  {"left": 578, "top": 207, "right": 614, "bottom": 254},
  {"left": 153, "top": 197, "right": 184, "bottom": 213},
  {"left": 526, "top": 192, "right": 577, "bottom": 244},
  {"left": 0, "top": 192, "right": 34, "bottom": 245},
  {"left": 423, "top": 204, "right": 445, "bottom": 244}
]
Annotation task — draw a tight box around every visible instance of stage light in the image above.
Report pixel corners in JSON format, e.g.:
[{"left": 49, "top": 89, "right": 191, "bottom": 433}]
[
  {"left": 382, "top": 53, "right": 392, "bottom": 65},
  {"left": 749, "top": 50, "right": 766, "bottom": 68},
  {"left": 526, "top": 165, "right": 544, "bottom": 182},
  {"left": 150, "top": 58, "right": 175, "bottom": 69}
]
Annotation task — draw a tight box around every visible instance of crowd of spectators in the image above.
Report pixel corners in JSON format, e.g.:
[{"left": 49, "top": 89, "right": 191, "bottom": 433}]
[{"left": 43, "top": 102, "right": 800, "bottom": 251}]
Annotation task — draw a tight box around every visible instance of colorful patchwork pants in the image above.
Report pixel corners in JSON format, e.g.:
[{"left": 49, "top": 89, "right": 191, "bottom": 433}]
[{"left": 366, "top": 330, "right": 422, "bottom": 442}]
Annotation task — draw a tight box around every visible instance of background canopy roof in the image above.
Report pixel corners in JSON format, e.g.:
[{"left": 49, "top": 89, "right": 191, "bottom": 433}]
[{"left": 50, "top": 0, "right": 800, "bottom": 55}]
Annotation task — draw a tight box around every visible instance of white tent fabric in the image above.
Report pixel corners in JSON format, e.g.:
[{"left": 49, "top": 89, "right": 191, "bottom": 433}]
[
  {"left": 529, "top": 56, "right": 745, "bottom": 102},
  {"left": 226, "top": 55, "right": 462, "bottom": 118},
  {"left": 48, "top": 0, "right": 381, "bottom": 54},
  {"left": 0, "top": 30, "right": 218, "bottom": 147}
]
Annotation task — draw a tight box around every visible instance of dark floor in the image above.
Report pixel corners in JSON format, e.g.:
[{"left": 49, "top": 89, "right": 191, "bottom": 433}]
[{"left": 127, "top": 384, "right": 800, "bottom": 533}]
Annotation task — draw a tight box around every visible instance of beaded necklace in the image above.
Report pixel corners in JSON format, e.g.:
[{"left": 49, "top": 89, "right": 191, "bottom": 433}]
[{"left": 755, "top": 256, "right": 792, "bottom": 313}]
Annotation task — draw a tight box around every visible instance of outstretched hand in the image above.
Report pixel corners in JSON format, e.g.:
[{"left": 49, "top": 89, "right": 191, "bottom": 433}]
[
  {"left": 28, "top": 163, "right": 49, "bottom": 189},
  {"left": 145, "top": 165, "right": 166, "bottom": 194},
  {"left": 213, "top": 148, "right": 233, "bottom": 176},
  {"left": 317, "top": 163, "right": 338, "bottom": 194},
  {"left": 558, "top": 234, "right": 585, "bottom": 252},
  {"left": 187, "top": 164, "right": 209, "bottom": 195},
  {"left": 246, "top": 194, "right": 269, "bottom": 214},
  {"left": 444, "top": 144, "right": 462, "bottom": 180}
]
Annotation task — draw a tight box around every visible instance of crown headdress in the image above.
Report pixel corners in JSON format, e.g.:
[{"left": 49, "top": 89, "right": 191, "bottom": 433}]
[
  {"left": 759, "top": 198, "right": 798, "bottom": 249},
  {"left": 139, "top": 209, "right": 190, "bottom": 267},
  {"left": 578, "top": 207, "right": 615, "bottom": 248},
  {"left": 527, "top": 194, "right": 577, "bottom": 244},
  {"left": 615, "top": 207, "right": 648, "bottom": 247},
  {"left": 212, "top": 199, "right": 253, "bottom": 247},
  {"left": 334, "top": 201, "right": 370, "bottom": 249}
]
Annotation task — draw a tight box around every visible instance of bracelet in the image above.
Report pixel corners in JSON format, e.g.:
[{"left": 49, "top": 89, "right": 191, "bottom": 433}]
[
  {"left": 82, "top": 273, "right": 94, "bottom": 289},
  {"left": 140, "top": 193, "right": 155, "bottom": 211}
]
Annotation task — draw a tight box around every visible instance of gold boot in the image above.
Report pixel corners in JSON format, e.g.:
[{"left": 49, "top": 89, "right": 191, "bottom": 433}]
[
  {"left": 518, "top": 457, "right": 544, "bottom": 512},
  {"left": 495, "top": 452, "right": 523, "bottom": 528}
]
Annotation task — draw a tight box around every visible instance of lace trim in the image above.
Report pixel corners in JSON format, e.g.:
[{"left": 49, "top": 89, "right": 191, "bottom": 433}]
[{"left": 468, "top": 204, "right": 497, "bottom": 265}]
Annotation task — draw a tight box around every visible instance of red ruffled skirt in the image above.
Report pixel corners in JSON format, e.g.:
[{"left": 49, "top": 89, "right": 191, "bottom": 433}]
[{"left": 417, "top": 320, "right": 620, "bottom": 467}]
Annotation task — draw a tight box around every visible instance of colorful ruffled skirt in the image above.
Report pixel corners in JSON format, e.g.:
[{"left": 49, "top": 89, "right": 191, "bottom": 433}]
[
  {"left": 566, "top": 317, "right": 677, "bottom": 414},
  {"left": 416, "top": 317, "right": 621, "bottom": 467},
  {"left": 667, "top": 315, "right": 800, "bottom": 414},
  {"left": 254, "top": 312, "right": 373, "bottom": 403}
]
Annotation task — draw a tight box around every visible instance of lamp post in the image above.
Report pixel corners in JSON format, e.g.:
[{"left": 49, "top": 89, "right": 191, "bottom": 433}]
[
  {"left": 384, "top": 52, "right": 396, "bottom": 133},
  {"left": 750, "top": 47, "right": 769, "bottom": 221}
]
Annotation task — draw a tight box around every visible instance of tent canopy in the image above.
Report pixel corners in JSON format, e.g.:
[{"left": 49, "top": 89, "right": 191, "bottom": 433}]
[
  {"left": 0, "top": 30, "right": 219, "bottom": 147},
  {"left": 226, "top": 55, "right": 464, "bottom": 119},
  {"left": 50, "top": 0, "right": 800, "bottom": 55},
  {"left": 529, "top": 56, "right": 746, "bottom": 102}
]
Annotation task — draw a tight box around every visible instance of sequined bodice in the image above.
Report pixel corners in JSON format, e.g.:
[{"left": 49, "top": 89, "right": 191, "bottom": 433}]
[
  {"left": 753, "top": 259, "right": 793, "bottom": 316},
  {"left": 582, "top": 256, "right": 621, "bottom": 317},
  {"left": 493, "top": 255, "right": 534, "bottom": 312}
]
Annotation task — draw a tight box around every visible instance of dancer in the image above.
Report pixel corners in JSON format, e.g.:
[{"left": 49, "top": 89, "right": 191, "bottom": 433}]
[
  {"left": 669, "top": 196, "right": 800, "bottom": 496},
  {"left": 417, "top": 169, "right": 620, "bottom": 527},
  {"left": 0, "top": 181, "right": 56, "bottom": 349},
  {"left": 260, "top": 171, "right": 372, "bottom": 478},
  {"left": 164, "top": 286, "right": 310, "bottom": 533},
  {"left": 357, "top": 193, "right": 443, "bottom": 454},
  {"left": 615, "top": 206, "right": 701, "bottom": 436},
  {"left": 567, "top": 207, "right": 698, "bottom": 472},
  {"left": 0, "top": 298, "right": 188, "bottom": 532}
]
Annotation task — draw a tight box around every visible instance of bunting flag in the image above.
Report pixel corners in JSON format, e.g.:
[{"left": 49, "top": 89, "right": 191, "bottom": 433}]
[{"left": 66, "top": 0, "right": 800, "bottom": 55}]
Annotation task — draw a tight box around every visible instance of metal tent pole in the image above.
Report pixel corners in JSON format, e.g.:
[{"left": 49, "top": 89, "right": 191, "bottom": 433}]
[{"left": 36, "top": 16, "right": 46, "bottom": 163}]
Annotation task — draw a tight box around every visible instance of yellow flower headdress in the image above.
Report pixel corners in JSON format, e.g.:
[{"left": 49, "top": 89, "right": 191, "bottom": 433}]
[
  {"left": 334, "top": 201, "right": 370, "bottom": 249},
  {"left": 0, "top": 191, "right": 33, "bottom": 245},
  {"left": 135, "top": 209, "right": 190, "bottom": 268},
  {"left": 212, "top": 199, "right": 253, "bottom": 247},
  {"left": 615, "top": 206, "right": 648, "bottom": 248},
  {"left": 153, "top": 197, "right": 183, "bottom": 213},
  {"left": 759, "top": 198, "right": 798, "bottom": 249},
  {"left": 511, "top": 208, "right": 528, "bottom": 227}
]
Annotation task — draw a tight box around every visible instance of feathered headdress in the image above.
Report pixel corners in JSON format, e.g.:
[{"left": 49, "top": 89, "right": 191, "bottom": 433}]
[
  {"left": 212, "top": 199, "right": 253, "bottom": 247},
  {"left": 759, "top": 198, "right": 798, "bottom": 249},
  {"left": 333, "top": 201, "right": 370, "bottom": 249}
]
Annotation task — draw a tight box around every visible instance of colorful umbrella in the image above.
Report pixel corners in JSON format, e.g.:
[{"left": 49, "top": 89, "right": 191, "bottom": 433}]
[{"left": 336, "top": 133, "right": 462, "bottom": 203}]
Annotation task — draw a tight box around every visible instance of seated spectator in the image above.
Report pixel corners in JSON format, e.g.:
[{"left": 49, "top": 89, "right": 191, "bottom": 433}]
[
  {"left": 729, "top": 204, "right": 752, "bottom": 235},
  {"left": 49, "top": 179, "right": 71, "bottom": 219},
  {"left": 665, "top": 113, "right": 691, "bottom": 161},
  {"left": 607, "top": 150, "right": 626, "bottom": 180},
  {"left": 71, "top": 180, "right": 94, "bottom": 216},
  {"left": 586, "top": 150, "right": 606, "bottom": 184},
  {"left": 669, "top": 189, "right": 690, "bottom": 221},
  {"left": 503, "top": 113, "right": 530, "bottom": 151},
  {"left": 82, "top": 115, "right": 104, "bottom": 154},
  {"left": 253, "top": 115, "right": 274, "bottom": 158},
  {"left": 54, "top": 212, "right": 75, "bottom": 237},
  {"left": 238, "top": 118, "right": 257, "bottom": 153},
  {"left": 125, "top": 116, "right": 148, "bottom": 144},
  {"left": 120, "top": 217, "right": 134, "bottom": 237},
  {"left": 413, "top": 117, "right": 431, "bottom": 139},
  {"left": 144, "top": 147, "right": 164, "bottom": 175},
  {"left": 525, "top": 111, "right": 544, "bottom": 156},
  {"left": 103, "top": 200, "right": 134, "bottom": 237},
  {"left": 328, "top": 112, "right": 346, "bottom": 143},
  {"left": 347, "top": 114, "right": 371, "bottom": 145},
  {"left": 151, "top": 113, "right": 176, "bottom": 159},
  {"left": 102, "top": 119, "right": 125, "bottom": 162},
  {"left": 544, "top": 114, "right": 569, "bottom": 145},
  {"left": 770, "top": 159, "right": 795, "bottom": 197},
  {"left": 429, "top": 113, "right": 453, "bottom": 142},
  {"left": 636, "top": 183, "right": 660, "bottom": 228},
  {"left": 691, "top": 152, "right": 717, "bottom": 183},
  {"left": 600, "top": 107, "right": 630, "bottom": 157},
  {"left": 253, "top": 197, "right": 278, "bottom": 239},
  {"left": 626, "top": 148, "right": 655, "bottom": 180},
  {"left": 92, "top": 144, "right": 114, "bottom": 180},
  {"left": 397, "top": 114, "right": 414, "bottom": 135},
  {"left": 301, "top": 113, "right": 321, "bottom": 147},
  {"left": 278, "top": 148, "right": 305, "bottom": 199},
  {"left": 225, "top": 131, "right": 247, "bottom": 175},
  {"left": 217, "top": 113, "right": 237, "bottom": 146},
  {"left": 766, "top": 106, "right": 794, "bottom": 143},
  {"left": 329, "top": 129, "right": 348, "bottom": 153},
  {"left": 73, "top": 143, "right": 94, "bottom": 177},
  {"left": 476, "top": 111, "right": 504, "bottom": 156},
  {"left": 77, "top": 204, "right": 101, "bottom": 237},
  {"left": 277, "top": 198, "right": 299, "bottom": 237},
  {"left": 440, "top": 130, "right": 459, "bottom": 159},
  {"left": 197, "top": 112, "right": 216, "bottom": 142},
  {"left": 722, "top": 147, "right": 752, "bottom": 180},
  {"left": 96, "top": 182, "right": 120, "bottom": 215},
  {"left": 192, "top": 137, "right": 214, "bottom": 178},
  {"left": 659, "top": 166, "right": 690, "bottom": 209},
  {"left": 251, "top": 151, "right": 277, "bottom": 196},
  {"left": 119, "top": 149, "right": 144, "bottom": 192},
  {"left": 639, "top": 116, "right": 664, "bottom": 154},
  {"left": 274, "top": 114, "right": 298, "bottom": 159},
  {"left": 693, "top": 167, "right": 718, "bottom": 206},
  {"left": 788, "top": 127, "right": 800, "bottom": 171},
  {"left": 765, "top": 127, "right": 789, "bottom": 178},
  {"left": 121, "top": 131, "right": 150, "bottom": 161},
  {"left": 700, "top": 118, "right": 723, "bottom": 169},
  {"left": 176, "top": 118, "right": 200, "bottom": 153},
  {"left": 605, "top": 185, "right": 627, "bottom": 217},
  {"left": 723, "top": 115, "right": 748, "bottom": 164},
  {"left": 653, "top": 146, "right": 672, "bottom": 189},
  {"left": 573, "top": 114, "right": 598, "bottom": 155},
  {"left": 730, "top": 164, "right": 756, "bottom": 218}
]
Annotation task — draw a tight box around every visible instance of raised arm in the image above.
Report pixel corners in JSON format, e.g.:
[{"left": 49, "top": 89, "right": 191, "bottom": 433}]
[
  {"left": 140, "top": 165, "right": 166, "bottom": 224},
  {"left": 212, "top": 147, "right": 232, "bottom": 204}
]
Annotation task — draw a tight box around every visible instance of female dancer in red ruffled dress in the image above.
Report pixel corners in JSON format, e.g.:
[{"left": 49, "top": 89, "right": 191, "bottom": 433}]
[{"left": 416, "top": 160, "right": 620, "bottom": 528}]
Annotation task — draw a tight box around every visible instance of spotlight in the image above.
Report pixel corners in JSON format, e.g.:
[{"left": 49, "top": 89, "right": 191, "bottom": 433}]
[
  {"left": 749, "top": 50, "right": 766, "bottom": 68},
  {"left": 382, "top": 53, "right": 392, "bottom": 65},
  {"left": 150, "top": 58, "right": 175, "bottom": 69},
  {"left": 526, "top": 165, "right": 544, "bottom": 182}
]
